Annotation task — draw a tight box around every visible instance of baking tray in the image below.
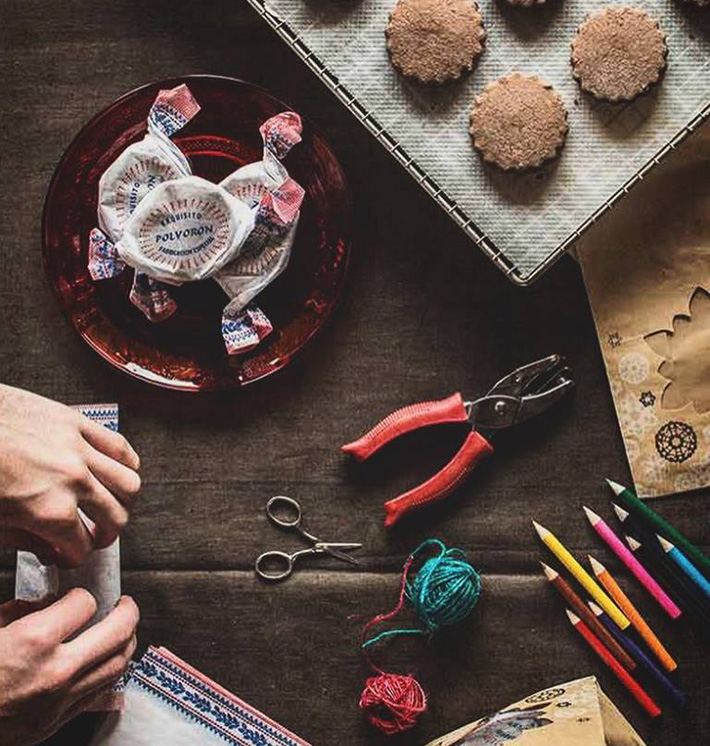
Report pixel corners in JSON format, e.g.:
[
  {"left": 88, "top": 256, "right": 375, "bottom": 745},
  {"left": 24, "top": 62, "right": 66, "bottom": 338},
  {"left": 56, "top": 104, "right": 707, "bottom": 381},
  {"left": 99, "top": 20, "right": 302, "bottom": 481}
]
[{"left": 246, "top": 0, "right": 710, "bottom": 285}]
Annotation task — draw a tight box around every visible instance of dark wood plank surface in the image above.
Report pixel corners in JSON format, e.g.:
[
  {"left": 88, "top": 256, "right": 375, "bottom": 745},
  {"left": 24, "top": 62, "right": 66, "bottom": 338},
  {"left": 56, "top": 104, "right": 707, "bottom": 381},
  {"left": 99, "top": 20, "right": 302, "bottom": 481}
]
[{"left": 1, "top": 2, "right": 708, "bottom": 744}]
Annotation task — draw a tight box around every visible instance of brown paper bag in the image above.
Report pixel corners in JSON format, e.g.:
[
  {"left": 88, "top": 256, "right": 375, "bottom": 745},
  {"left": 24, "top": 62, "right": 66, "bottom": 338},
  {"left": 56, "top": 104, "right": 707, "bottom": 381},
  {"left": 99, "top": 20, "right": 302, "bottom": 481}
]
[
  {"left": 426, "top": 676, "right": 645, "bottom": 746},
  {"left": 577, "top": 124, "right": 710, "bottom": 497}
]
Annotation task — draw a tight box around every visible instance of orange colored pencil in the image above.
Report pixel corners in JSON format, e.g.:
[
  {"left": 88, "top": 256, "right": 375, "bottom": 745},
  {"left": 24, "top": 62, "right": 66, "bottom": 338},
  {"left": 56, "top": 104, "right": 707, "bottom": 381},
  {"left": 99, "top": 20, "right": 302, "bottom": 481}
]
[{"left": 589, "top": 555, "right": 677, "bottom": 673}]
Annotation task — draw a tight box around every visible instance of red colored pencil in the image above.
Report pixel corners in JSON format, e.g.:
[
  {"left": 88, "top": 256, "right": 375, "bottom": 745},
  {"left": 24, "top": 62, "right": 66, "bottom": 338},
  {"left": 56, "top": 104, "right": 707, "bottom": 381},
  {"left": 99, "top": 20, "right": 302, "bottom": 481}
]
[{"left": 565, "top": 610, "right": 661, "bottom": 718}]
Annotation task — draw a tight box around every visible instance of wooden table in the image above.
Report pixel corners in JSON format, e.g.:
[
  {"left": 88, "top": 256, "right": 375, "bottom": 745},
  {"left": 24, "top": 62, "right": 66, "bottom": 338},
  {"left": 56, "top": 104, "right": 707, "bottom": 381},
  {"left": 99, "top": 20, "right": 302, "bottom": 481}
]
[{"left": 1, "top": 2, "right": 708, "bottom": 744}]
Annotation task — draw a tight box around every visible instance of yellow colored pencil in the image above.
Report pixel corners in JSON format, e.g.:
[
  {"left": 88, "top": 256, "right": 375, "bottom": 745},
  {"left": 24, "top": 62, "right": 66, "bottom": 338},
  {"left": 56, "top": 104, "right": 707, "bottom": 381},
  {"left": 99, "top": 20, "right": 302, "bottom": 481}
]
[
  {"left": 532, "top": 520, "right": 629, "bottom": 629},
  {"left": 589, "top": 555, "right": 677, "bottom": 673}
]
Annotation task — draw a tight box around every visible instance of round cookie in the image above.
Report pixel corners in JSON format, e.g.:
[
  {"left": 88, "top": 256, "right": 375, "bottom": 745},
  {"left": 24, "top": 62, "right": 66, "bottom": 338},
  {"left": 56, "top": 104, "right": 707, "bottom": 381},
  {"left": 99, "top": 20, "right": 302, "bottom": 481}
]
[
  {"left": 571, "top": 7, "right": 668, "bottom": 103},
  {"left": 386, "top": 0, "right": 486, "bottom": 84},
  {"left": 469, "top": 73, "right": 568, "bottom": 170}
]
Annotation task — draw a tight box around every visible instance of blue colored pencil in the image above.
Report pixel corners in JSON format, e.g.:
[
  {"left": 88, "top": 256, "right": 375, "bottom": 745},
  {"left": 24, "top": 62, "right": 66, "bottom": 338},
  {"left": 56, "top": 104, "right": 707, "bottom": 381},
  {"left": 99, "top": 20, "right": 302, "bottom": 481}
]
[
  {"left": 588, "top": 602, "right": 687, "bottom": 710},
  {"left": 658, "top": 535, "right": 710, "bottom": 600}
]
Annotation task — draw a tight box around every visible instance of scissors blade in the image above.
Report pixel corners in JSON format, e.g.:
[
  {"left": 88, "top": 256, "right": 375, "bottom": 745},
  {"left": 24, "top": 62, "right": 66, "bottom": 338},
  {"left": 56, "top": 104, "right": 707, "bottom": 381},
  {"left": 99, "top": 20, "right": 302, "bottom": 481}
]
[{"left": 318, "top": 543, "right": 362, "bottom": 565}]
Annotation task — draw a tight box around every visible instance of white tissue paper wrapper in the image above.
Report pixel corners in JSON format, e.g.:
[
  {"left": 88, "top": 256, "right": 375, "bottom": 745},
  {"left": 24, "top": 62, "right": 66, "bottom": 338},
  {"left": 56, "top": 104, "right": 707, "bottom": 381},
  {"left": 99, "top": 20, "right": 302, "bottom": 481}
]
[
  {"left": 15, "top": 403, "right": 124, "bottom": 711},
  {"left": 88, "top": 86, "right": 305, "bottom": 355},
  {"left": 90, "top": 646, "right": 312, "bottom": 746},
  {"left": 98, "top": 85, "right": 200, "bottom": 244}
]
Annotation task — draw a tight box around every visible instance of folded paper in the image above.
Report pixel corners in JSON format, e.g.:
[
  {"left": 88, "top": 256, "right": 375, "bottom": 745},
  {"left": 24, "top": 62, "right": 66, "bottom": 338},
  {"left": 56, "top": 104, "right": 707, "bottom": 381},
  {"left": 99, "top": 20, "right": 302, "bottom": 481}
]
[
  {"left": 15, "top": 403, "right": 123, "bottom": 711},
  {"left": 90, "top": 646, "right": 312, "bottom": 746},
  {"left": 89, "top": 85, "right": 305, "bottom": 355},
  {"left": 426, "top": 676, "right": 646, "bottom": 746},
  {"left": 578, "top": 128, "right": 710, "bottom": 497}
]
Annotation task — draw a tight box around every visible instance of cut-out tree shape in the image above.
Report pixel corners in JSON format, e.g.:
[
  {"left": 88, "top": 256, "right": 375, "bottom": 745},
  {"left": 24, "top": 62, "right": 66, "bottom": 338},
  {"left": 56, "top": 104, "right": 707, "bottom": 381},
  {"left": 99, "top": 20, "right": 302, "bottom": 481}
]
[{"left": 645, "top": 287, "right": 710, "bottom": 414}]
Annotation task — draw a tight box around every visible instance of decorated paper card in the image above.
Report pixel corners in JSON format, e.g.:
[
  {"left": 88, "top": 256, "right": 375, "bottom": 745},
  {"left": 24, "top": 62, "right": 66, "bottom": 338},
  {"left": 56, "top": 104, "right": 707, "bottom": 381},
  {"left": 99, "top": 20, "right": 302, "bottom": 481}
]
[
  {"left": 578, "top": 129, "right": 710, "bottom": 498},
  {"left": 426, "top": 676, "right": 645, "bottom": 746},
  {"left": 90, "top": 646, "right": 311, "bottom": 746}
]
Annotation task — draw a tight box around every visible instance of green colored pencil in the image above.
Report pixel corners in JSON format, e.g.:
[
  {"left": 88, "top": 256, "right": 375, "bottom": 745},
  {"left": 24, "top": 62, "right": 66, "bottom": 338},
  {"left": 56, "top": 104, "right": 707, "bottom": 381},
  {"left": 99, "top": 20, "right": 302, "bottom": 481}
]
[{"left": 607, "top": 479, "right": 710, "bottom": 578}]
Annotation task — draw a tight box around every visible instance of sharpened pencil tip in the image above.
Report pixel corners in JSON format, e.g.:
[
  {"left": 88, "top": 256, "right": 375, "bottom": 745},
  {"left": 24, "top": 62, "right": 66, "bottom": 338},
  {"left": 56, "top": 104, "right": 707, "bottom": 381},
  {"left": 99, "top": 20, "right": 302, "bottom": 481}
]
[
  {"left": 625, "top": 535, "right": 642, "bottom": 551},
  {"left": 582, "top": 505, "right": 601, "bottom": 524},
  {"left": 539, "top": 561, "right": 557, "bottom": 580},
  {"left": 611, "top": 502, "right": 629, "bottom": 522},
  {"left": 532, "top": 520, "right": 549, "bottom": 538},
  {"left": 657, "top": 534, "right": 673, "bottom": 552},
  {"left": 566, "top": 609, "right": 580, "bottom": 625},
  {"left": 605, "top": 479, "right": 625, "bottom": 496},
  {"left": 588, "top": 601, "right": 603, "bottom": 616},
  {"left": 588, "top": 555, "right": 606, "bottom": 576}
]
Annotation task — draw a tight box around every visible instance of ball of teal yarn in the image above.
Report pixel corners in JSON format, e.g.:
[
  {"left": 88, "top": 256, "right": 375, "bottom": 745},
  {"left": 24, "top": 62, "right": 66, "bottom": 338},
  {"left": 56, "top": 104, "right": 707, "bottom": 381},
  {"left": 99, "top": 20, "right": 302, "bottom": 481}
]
[{"left": 406, "top": 542, "right": 481, "bottom": 633}]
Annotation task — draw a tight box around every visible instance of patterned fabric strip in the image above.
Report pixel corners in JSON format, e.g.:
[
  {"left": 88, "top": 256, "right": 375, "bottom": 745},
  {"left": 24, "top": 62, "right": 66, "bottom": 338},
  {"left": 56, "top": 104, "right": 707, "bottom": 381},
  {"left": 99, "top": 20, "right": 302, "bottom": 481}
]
[
  {"left": 88, "top": 228, "right": 126, "bottom": 280},
  {"left": 130, "top": 646, "right": 311, "bottom": 746},
  {"left": 148, "top": 84, "right": 201, "bottom": 138}
]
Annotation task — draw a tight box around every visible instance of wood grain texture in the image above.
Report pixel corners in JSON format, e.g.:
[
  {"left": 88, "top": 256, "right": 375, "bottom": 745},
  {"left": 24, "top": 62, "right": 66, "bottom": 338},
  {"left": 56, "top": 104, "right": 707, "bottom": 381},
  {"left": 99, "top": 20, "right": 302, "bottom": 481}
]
[{"left": 1, "top": 1, "right": 708, "bottom": 744}]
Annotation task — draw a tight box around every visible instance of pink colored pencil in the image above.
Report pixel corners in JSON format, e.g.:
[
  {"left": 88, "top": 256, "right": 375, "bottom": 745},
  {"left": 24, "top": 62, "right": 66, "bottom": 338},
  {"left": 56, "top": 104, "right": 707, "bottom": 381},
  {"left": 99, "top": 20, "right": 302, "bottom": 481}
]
[{"left": 583, "top": 507, "right": 682, "bottom": 620}]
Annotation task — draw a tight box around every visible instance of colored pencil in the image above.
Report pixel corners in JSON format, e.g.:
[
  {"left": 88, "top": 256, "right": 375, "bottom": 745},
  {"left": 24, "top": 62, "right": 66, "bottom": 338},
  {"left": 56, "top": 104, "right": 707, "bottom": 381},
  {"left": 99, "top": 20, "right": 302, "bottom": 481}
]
[
  {"left": 540, "top": 562, "right": 636, "bottom": 671},
  {"left": 587, "top": 602, "right": 687, "bottom": 710},
  {"left": 565, "top": 610, "right": 661, "bottom": 718},
  {"left": 533, "top": 521, "right": 630, "bottom": 629},
  {"left": 583, "top": 506, "right": 681, "bottom": 619},
  {"left": 614, "top": 505, "right": 710, "bottom": 614},
  {"left": 589, "top": 555, "right": 677, "bottom": 673},
  {"left": 606, "top": 479, "right": 710, "bottom": 578},
  {"left": 657, "top": 535, "right": 710, "bottom": 600},
  {"left": 625, "top": 535, "right": 710, "bottom": 630}
]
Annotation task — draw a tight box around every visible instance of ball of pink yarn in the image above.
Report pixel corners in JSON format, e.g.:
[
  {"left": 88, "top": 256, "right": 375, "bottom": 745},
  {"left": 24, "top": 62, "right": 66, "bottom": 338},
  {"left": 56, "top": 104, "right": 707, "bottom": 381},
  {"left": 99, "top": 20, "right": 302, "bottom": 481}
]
[{"left": 358, "top": 672, "right": 427, "bottom": 735}]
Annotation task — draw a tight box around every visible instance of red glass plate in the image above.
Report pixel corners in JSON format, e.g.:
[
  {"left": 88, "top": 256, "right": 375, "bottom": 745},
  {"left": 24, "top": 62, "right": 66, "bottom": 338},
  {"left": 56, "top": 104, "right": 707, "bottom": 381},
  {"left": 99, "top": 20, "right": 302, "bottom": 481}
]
[{"left": 43, "top": 75, "right": 351, "bottom": 391}]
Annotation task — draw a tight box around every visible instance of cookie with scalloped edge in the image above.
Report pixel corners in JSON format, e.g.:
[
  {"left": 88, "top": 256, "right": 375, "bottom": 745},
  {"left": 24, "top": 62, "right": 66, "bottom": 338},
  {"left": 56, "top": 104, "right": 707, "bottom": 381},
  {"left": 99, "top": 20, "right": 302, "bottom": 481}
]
[
  {"left": 469, "top": 72, "right": 568, "bottom": 170},
  {"left": 571, "top": 7, "right": 668, "bottom": 103},
  {"left": 386, "top": 0, "right": 486, "bottom": 84}
]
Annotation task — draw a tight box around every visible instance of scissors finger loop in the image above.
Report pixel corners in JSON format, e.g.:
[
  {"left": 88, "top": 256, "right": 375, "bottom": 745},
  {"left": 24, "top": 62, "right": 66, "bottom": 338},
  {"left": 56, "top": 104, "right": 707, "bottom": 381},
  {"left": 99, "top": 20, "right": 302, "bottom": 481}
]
[
  {"left": 255, "top": 550, "right": 295, "bottom": 582},
  {"left": 265, "top": 495, "right": 302, "bottom": 528}
]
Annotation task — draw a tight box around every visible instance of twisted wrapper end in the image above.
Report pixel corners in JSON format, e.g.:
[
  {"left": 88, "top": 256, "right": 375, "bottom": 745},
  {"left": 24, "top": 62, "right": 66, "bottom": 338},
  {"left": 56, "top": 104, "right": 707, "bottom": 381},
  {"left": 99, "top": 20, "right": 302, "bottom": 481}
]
[
  {"left": 148, "top": 84, "right": 201, "bottom": 138},
  {"left": 260, "top": 111, "right": 303, "bottom": 160},
  {"left": 129, "top": 273, "right": 177, "bottom": 323},
  {"left": 88, "top": 228, "right": 126, "bottom": 280},
  {"left": 222, "top": 304, "right": 274, "bottom": 356}
]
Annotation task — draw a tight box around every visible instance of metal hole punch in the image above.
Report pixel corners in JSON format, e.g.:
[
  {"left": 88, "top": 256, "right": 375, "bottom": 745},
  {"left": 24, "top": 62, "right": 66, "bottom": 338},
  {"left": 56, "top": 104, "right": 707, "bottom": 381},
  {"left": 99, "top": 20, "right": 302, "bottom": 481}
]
[{"left": 342, "top": 355, "right": 574, "bottom": 528}]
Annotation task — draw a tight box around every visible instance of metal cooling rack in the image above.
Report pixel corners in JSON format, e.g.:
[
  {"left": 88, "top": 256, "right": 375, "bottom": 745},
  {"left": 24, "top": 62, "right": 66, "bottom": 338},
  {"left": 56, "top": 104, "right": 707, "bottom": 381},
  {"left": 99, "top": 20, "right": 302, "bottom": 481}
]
[{"left": 247, "top": 0, "right": 710, "bottom": 285}]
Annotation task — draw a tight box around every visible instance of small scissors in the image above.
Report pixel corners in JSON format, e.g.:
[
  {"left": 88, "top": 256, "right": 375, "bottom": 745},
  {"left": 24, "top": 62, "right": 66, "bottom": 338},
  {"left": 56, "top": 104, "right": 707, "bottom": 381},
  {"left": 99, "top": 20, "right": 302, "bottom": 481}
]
[
  {"left": 255, "top": 495, "right": 362, "bottom": 581},
  {"left": 342, "top": 354, "right": 574, "bottom": 527}
]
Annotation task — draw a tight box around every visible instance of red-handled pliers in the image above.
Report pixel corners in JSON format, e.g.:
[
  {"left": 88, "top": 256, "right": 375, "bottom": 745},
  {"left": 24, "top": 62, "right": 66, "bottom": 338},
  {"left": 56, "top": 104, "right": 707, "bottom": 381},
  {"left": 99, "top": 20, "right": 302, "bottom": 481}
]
[{"left": 342, "top": 354, "right": 574, "bottom": 527}]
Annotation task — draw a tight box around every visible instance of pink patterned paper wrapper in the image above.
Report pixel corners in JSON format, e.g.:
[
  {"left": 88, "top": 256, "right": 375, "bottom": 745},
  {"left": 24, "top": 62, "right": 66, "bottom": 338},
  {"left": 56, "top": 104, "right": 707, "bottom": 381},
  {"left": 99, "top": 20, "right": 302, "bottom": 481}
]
[
  {"left": 15, "top": 404, "right": 123, "bottom": 712},
  {"left": 90, "top": 646, "right": 312, "bottom": 746}
]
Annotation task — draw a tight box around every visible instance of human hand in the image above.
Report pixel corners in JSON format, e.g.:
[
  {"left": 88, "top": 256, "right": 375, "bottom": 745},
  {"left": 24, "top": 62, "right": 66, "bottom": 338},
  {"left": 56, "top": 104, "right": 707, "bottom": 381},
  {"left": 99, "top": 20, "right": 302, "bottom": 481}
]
[
  {"left": 0, "top": 589, "right": 138, "bottom": 746},
  {"left": 0, "top": 384, "right": 140, "bottom": 567}
]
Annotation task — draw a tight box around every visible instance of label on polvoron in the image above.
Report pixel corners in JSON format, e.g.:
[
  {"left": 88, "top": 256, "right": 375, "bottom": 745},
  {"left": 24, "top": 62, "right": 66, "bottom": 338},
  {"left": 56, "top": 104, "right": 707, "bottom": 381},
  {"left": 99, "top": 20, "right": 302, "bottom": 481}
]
[
  {"left": 118, "top": 177, "right": 254, "bottom": 283},
  {"left": 139, "top": 200, "right": 230, "bottom": 272}
]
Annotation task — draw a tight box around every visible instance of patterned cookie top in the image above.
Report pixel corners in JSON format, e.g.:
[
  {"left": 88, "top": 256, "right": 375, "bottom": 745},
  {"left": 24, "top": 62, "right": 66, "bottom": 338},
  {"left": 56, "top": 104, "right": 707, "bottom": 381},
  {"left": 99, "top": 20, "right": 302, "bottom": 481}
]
[
  {"left": 571, "top": 7, "right": 668, "bottom": 103},
  {"left": 386, "top": 0, "right": 486, "bottom": 84},
  {"left": 469, "top": 73, "right": 568, "bottom": 170}
]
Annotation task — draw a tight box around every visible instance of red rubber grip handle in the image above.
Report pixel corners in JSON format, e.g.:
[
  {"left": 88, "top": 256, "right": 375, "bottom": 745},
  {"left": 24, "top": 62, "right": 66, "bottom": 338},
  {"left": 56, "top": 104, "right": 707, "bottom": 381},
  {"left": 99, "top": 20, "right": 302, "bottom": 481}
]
[
  {"left": 341, "top": 393, "right": 469, "bottom": 462},
  {"left": 383, "top": 430, "right": 493, "bottom": 528}
]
